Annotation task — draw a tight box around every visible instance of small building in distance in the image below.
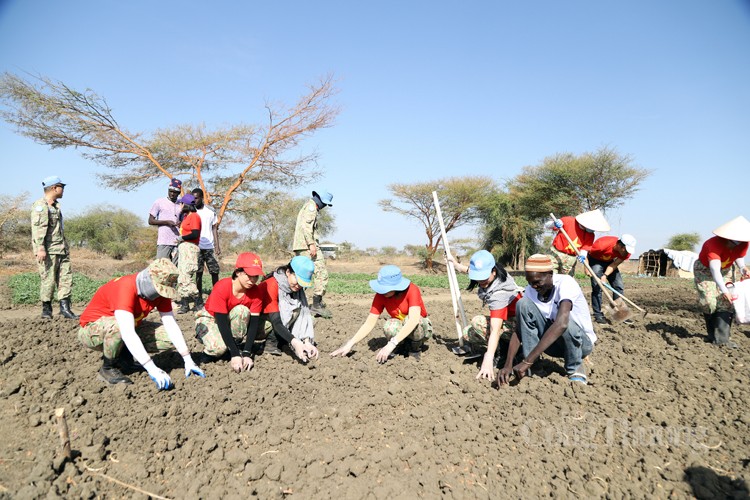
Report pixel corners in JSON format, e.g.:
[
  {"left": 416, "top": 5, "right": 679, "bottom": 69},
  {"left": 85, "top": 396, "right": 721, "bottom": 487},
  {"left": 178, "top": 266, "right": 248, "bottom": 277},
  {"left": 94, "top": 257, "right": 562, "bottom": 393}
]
[{"left": 319, "top": 243, "right": 338, "bottom": 260}]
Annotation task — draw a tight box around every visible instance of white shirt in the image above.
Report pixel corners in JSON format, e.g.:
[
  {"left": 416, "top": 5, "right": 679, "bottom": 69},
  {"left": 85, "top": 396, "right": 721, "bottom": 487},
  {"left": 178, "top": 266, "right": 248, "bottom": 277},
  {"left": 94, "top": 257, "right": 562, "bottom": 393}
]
[
  {"left": 196, "top": 206, "right": 217, "bottom": 250},
  {"left": 523, "top": 274, "right": 597, "bottom": 344}
]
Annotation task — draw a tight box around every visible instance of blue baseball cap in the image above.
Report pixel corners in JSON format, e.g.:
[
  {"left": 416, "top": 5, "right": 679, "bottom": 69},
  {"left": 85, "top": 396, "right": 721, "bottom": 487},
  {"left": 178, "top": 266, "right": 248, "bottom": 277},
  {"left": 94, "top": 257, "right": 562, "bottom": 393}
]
[
  {"left": 312, "top": 189, "right": 333, "bottom": 206},
  {"left": 42, "top": 176, "right": 66, "bottom": 188},
  {"left": 290, "top": 256, "right": 314, "bottom": 288},
  {"left": 369, "top": 265, "right": 411, "bottom": 294},
  {"left": 468, "top": 250, "right": 495, "bottom": 281}
]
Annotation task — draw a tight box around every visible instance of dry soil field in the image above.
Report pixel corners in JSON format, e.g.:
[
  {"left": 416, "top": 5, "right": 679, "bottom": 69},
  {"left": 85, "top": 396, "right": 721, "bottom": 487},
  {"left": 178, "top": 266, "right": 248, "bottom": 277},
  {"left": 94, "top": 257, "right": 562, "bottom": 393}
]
[{"left": 0, "top": 253, "right": 748, "bottom": 499}]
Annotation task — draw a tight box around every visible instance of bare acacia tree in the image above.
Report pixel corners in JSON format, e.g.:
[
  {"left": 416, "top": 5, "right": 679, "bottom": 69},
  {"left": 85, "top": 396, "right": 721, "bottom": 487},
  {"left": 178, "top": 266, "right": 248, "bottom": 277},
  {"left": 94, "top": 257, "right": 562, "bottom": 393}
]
[
  {"left": 0, "top": 72, "right": 340, "bottom": 226},
  {"left": 378, "top": 176, "right": 496, "bottom": 270}
]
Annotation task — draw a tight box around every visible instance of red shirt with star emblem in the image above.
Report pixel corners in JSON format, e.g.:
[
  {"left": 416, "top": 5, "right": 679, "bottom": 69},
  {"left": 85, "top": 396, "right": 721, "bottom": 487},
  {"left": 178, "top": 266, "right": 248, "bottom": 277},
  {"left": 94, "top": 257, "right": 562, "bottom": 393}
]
[
  {"left": 204, "top": 277, "right": 263, "bottom": 316},
  {"left": 370, "top": 283, "right": 428, "bottom": 319},
  {"left": 589, "top": 236, "right": 630, "bottom": 262},
  {"left": 698, "top": 236, "right": 748, "bottom": 270},
  {"left": 551, "top": 216, "right": 595, "bottom": 255}
]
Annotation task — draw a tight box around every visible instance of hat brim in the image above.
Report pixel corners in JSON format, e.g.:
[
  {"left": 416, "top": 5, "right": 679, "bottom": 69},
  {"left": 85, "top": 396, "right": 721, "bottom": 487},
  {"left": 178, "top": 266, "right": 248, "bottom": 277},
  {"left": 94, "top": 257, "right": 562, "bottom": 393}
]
[
  {"left": 154, "top": 282, "right": 177, "bottom": 300},
  {"left": 468, "top": 268, "right": 492, "bottom": 281},
  {"left": 575, "top": 210, "right": 610, "bottom": 232},
  {"left": 624, "top": 244, "right": 635, "bottom": 254},
  {"left": 297, "top": 275, "right": 313, "bottom": 288},
  {"left": 369, "top": 277, "right": 411, "bottom": 295},
  {"left": 241, "top": 265, "right": 264, "bottom": 276}
]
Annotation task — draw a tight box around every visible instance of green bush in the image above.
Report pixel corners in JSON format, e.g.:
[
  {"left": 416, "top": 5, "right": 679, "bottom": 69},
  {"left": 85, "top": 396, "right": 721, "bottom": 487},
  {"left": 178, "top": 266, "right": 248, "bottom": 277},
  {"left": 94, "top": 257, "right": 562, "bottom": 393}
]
[
  {"left": 66, "top": 205, "right": 146, "bottom": 260},
  {"left": 7, "top": 272, "right": 109, "bottom": 305}
]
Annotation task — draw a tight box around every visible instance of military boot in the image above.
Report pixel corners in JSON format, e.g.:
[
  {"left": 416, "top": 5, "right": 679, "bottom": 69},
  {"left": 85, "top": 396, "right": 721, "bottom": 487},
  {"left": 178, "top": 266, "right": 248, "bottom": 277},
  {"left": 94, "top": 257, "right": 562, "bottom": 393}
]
[
  {"left": 41, "top": 301, "right": 53, "bottom": 319},
  {"left": 310, "top": 295, "right": 332, "bottom": 319},
  {"left": 713, "top": 311, "right": 737, "bottom": 348},
  {"left": 59, "top": 298, "right": 78, "bottom": 320},
  {"left": 703, "top": 313, "right": 715, "bottom": 343},
  {"left": 264, "top": 333, "right": 283, "bottom": 356},
  {"left": 177, "top": 299, "right": 191, "bottom": 314},
  {"left": 98, "top": 356, "right": 133, "bottom": 385}
]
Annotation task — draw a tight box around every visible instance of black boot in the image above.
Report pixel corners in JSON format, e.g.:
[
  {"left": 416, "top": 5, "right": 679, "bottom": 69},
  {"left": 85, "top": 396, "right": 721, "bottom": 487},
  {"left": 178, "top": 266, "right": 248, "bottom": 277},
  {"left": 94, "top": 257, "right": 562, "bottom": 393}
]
[
  {"left": 264, "top": 333, "right": 283, "bottom": 356},
  {"left": 177, "top": 299, "right": 190, "bottom": 314},
  {"left": 310, "top": 295, "right": 332, "bottom": 319},
  {"left": 408, "top": 339, "right": 425, "bottom": 361},
  {"left": 41, "top": 301, "right": 52, "bottom": 319},
  {"left": 59, "top": 298, "right": 78, "bottom": 319},
  {"left": 98, "top": 356, "right": 133, "bottom": 385},
  {"left": 703, "top": 313, "right": 715, "bottom": 343},
  {"left": 194, "top": 295, "right": 204, "bottom": 311},
  {"left": 713, "top": 311, "right": 737, "bottom": 348}
]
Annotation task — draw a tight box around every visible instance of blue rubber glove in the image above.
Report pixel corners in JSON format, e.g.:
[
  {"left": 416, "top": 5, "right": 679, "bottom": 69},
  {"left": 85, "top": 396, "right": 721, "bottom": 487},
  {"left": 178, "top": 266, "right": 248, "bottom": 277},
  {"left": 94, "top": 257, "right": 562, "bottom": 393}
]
[
  {"left": 143, "top": 360, "right": 174, "bottom": 390},
  {"left": 553, "top": 219, "right": 563, "bottom": 229},
  {"left": 183, "top": 355, "right": 206, "bottom": 378},
  {"left": 577, "top": 255, "right": 586, "bottom": 264}
]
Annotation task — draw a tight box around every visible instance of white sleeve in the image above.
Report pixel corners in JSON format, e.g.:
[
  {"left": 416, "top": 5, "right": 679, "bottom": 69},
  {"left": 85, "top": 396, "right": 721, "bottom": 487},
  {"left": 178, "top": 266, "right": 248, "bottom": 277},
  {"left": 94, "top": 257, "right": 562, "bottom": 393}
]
[
  {"left": 708, "top": 260, "right": 729, "bottom": 294},
  {"left": 160, "top": 311, "right": 190, "bottom": 356},
  {"left": 114, "top": 310, "right": 151, "bottom": 365},
  {"left": 735, "top": 257, "right": 747, "bottom": 271}
]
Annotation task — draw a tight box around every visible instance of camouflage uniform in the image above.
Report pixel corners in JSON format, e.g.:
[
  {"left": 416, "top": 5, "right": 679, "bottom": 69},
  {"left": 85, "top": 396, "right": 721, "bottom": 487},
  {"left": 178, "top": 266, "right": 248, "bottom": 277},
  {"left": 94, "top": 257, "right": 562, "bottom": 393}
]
[
  {"left": 293, "top": 198, "right": 328, "bottom": 296},
  {"left": 77, "top": 317, "right": 173, "bottom": 360},
  {"left": 549, "top": 245, "right": 578, "bottom": 276},
  {"left": 383, "top": 316, "right": 433, "bottom": 351},
  {"left": 31, "top": 197, "right": 72, "bottom": 302},
  {"left": 177, "top": 242, "right": 200, "bottom": 300},
  {"left": 195, "top": 305, "right": 251, "bottom": 357},
  {"left": 693, "top": 260, "right": 734, "bottom": 314},
  {"left": 462, "top": 315, "right": 515, "bottom": 345}
]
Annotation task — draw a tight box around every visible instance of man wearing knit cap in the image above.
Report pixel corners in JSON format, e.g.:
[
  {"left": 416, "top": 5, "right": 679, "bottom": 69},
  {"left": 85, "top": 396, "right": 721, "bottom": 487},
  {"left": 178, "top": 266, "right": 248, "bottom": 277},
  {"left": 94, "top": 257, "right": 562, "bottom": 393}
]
[{"left": 498, "top": 254, "right": 596, "bottom": 385}]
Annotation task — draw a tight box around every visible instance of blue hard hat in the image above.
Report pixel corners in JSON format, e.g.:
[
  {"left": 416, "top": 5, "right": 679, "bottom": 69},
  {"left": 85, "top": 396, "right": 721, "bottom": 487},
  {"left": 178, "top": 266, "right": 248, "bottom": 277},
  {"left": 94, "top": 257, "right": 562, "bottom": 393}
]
[
  {"left": 312, "top": 189, "right": 333, "bottom": 206},
  {"left": 369, "top": 265, "right": 411, "bottom": 295},
  {"left": 468, "top": 250, "right": 495, "bottom": 281},
  {"left": 42, "top": 176, "right": 66, "bottom": 188},
  {"left": 290, "top": 256, "right": 315, "bottom": 288}
]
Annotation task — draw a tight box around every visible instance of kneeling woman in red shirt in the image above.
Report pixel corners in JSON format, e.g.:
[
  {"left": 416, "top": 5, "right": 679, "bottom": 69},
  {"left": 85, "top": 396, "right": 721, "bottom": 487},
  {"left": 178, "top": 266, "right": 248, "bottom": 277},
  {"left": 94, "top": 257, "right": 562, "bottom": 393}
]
[
  {"left": 194, "top": 252, "right": 265, "bottom": 373},
  {"left": 330, "top": 265, "right": 432, "bottom": 363},
  {"left": 256, "top": 256, "right": 319, "bottom": 363}
]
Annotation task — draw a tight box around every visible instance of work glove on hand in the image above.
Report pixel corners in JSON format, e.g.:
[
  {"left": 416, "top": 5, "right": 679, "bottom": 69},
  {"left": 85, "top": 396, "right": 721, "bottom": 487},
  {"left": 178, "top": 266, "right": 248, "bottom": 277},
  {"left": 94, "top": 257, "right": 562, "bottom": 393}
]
[
  {"left": 577, "top": 250, "right": 588, "bottom": 264},
  {"left": 553, "top": 219, "right": 563, "bottom": 229},
  {"left": 183, "top": 355, "right": 206, "bottom": 378},
  {"left": 143, "top": 359, "right": 174, "bottom": 390}
]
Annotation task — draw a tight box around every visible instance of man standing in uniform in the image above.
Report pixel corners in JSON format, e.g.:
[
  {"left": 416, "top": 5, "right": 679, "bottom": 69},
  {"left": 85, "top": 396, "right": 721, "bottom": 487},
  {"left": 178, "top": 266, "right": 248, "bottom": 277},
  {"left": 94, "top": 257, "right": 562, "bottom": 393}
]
[
  {"left": 31, "top": 175, "right": 77, "bottom": 320},
  {"left": 191, "top": 188, "right": 221, "bottom": 309},
  {"left": 293, "top": 189, "right": 333, "bottom": 318},
  {"left": 148, "top": 178, "right": 182, "bottom": 265}
]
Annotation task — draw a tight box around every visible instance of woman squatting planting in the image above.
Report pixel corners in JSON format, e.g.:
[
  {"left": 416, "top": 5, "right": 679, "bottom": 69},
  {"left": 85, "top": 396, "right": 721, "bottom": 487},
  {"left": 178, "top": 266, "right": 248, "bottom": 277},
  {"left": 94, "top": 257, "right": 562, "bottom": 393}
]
[{"left": 330, "top": 265, "right": 433, "bottom": 363}]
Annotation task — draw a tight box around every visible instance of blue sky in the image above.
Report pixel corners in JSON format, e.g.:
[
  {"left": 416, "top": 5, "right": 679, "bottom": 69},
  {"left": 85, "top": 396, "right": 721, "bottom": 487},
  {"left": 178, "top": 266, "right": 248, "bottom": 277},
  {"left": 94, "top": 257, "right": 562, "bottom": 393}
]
[{"left": 1, "top": 0, "right": 749, "bottom": 257}]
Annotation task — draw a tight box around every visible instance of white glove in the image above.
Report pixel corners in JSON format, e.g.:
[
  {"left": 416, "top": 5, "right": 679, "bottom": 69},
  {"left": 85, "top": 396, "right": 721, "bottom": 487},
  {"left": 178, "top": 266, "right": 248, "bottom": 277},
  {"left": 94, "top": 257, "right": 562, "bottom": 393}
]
[
  {"left": 143, "top": 359, "right": 174, "bottom": 390},
  {"left": 183, "top": 355, "right": 206, "bottom": 378}
]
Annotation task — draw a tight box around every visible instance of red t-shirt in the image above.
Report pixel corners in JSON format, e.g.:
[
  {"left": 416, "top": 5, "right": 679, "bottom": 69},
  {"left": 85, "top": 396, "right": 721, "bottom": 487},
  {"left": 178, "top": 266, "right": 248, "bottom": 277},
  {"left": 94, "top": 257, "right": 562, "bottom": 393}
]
[
  {"left": 258, "top": 276, "right": 281, "bottom": 314},
  {"left": 552, "top": 216, "right": 595, "bottom": 255},
  {"left": 180, "top": 212, "right": 202, "bottom": 245},
  {"left": 79, "top": 274, "right": 172, "bottom": 327},
  {"left": 370, "top": 283, "right": 428, "bottom": 320},
  {"left": 589, "top": 236, "right": 630, "bottom": 262},
  {"left": 699, "top": 236, "right": 749, "bottom": 270},
  {"left": 204, "top": 277, "right": 262, "bottom": 316},
  {"left": 489, "top": 293, "right": 522, "bottom": 320}
]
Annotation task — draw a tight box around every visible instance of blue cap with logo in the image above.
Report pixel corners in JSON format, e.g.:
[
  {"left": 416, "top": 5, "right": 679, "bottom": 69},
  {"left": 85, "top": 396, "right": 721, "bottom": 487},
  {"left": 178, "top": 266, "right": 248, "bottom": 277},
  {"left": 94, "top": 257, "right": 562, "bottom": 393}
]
[
  {"left": 290, "top": 256, "right": 315, "bottom": 288},
  {"left": 468, "top": 250, "right": 496, "bottom": 281}
]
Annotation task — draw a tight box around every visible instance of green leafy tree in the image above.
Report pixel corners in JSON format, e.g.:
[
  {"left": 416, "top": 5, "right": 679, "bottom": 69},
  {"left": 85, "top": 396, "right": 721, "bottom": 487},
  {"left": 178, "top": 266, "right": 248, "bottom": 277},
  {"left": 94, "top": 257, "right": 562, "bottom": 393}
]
[
  {"left": 379, "top": 176, "right": 496, "bottom": 269},
  {"left": 66, "top": 205, "right": 148, "bottom": 259},
  {"left": 665, "top": 232, "right": 700, "bottom": 251},
  {"left": 0, "top": 72, "right": 339, "bottom": 227},
  {"left": 506, "top": 146, "right": 651, "bottom": 221},
  {"left": 234, "top": 191, "right": 335, "bottom": 258},
  {"left": 477, "top": 191, "right": 540, "bottom": 269}
]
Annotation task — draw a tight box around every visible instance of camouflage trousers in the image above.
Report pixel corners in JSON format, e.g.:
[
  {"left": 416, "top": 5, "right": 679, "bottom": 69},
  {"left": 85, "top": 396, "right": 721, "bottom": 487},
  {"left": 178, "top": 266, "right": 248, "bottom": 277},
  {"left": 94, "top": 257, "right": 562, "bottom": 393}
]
[
  {"left": 462, "top": 315, "right": 515, "bottom": 346},
  {"left": 38, "top": 253, "right": 73, "bottom": 302},
  {"left": 294, "top": 248, "right": 328, "bottom": 297},
  {"left": 195, "top": 306, "right": 251, "bottom": 357},
  {"left": 177, "top": 242, "right": 200, "bottom": 300},
  {"left": 77, "top": 316, "right": 173, "bottom": 360},
  {"left": 693, "top": 260, "right": 734, "bottom": 314},
  {"left": 549, "top": 246, "right": 578, "bottom": 276},
  {"left": 383, "top": 317, "right": 433, "bottom": 349}
]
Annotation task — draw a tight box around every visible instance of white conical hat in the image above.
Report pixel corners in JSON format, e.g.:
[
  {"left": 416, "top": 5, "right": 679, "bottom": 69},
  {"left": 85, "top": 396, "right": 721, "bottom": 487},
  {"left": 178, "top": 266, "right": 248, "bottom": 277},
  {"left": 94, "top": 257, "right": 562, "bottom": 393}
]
[
  {"left": 712, "top": 216, "right": 750, "bottom": 242},
  {"left": 575, "top": 209, "right": 610, "bottom": 232}
]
